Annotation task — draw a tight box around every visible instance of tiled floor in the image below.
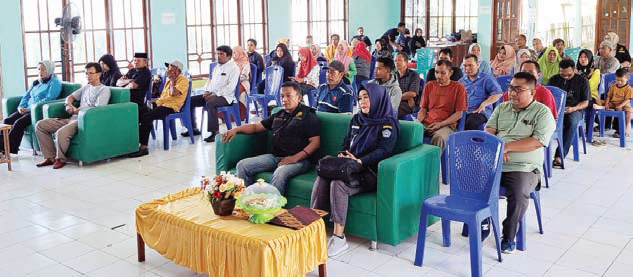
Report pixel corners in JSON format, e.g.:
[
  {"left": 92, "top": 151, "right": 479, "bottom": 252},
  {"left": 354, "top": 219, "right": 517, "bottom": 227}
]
[{"left": 1, "top": 123, "right": 633, "bottom": 276}]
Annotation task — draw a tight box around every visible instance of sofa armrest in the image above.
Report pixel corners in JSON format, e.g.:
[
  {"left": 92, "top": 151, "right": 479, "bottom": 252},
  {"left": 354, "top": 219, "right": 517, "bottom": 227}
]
[
  {"left": 42, "top": 102, "right": 72, "bottom": 119},
  {"left": 30, "top": 99, "right": 65, "bottom": 123},
  {"left": 215, "top": 133, "right": 269, "bottom": 174},
  {"left": 375, "top": 144, "right": 441, "bottom": 245},
  {"left": 2, "top": 96, "right": 22, "bottom": 118}
]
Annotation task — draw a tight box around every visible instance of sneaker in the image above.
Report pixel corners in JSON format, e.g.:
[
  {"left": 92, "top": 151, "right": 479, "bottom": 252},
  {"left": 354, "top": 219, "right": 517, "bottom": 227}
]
[
  {"left": 501, "top": 238, "right": 516, "bottom": 254},
  {"left": 180, "top": 129, "right": 201, "bottom": 137},
  {"left": 328, "top": 235, "right": 349, "bottom": 257}
]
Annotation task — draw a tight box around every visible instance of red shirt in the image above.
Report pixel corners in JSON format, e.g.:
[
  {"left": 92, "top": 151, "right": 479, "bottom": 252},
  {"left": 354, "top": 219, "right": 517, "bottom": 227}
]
[
  {"left": 503, "top": 85, "right": 558, "bottom": 119},
  {"left": 420, "top": 81, "right": 468, "bottom": 127}
]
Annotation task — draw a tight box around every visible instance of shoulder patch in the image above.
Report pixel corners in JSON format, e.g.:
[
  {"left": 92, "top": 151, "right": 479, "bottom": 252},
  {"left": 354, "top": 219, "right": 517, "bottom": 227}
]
[
  {"left": 383, "top": 125, "right": 393, "bottom": 129},
  {"left": 382, "top": 129, "right": 392, "bottom": 138}
]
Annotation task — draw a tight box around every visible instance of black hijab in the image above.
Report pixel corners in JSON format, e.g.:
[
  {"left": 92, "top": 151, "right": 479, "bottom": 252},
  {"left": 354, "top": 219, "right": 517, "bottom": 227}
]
[
  {"left": 575, "top": 49, "right": 594, "bottom": 79},
  {"left": 274, "top": 43, "right": 295, "bottom": 82},
  {"left": 98, "top": 54, "right": 122, "bottom": 86}
]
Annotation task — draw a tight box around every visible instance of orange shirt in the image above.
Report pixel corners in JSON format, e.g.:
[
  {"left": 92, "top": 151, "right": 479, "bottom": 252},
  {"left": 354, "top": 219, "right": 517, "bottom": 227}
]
[{"left": 420, "top": 81, "right": 468, "bottom": 127}]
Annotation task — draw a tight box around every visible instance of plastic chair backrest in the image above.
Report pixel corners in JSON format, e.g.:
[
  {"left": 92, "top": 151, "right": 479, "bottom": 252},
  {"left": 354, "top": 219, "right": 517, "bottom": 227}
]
[
  {"left": 369, "top": 56, "right": 377, "bottom": 79},
  {"left": 495, "top": 74, "right": 512, "bottom": 94},
  {"left": 446, "top": 131, "right": 505, "bottom": 204},
  {"left": 249, "top": 63, "right": 257, "bottom": 91},
  {"left": 208, "top": 63, "right": 218, "bottom": 80},
  {"left": 599, "top": 73, "right": 615, "bottom": 96},
  {"left": 179, "top": 71, "right": 193, "bottom": 115},
  {"left": 318, "top": 61, "right": 328, "bottom": 68},
  {"left": 319, "top": 68, "right": 327, "bottom": 85},
  {"left": 265, "top": 66, "right": 284, "bottom": 97},
  {"left": 414, "top": 78, "right": 425, "bottom": 106},
  {"left": 546, "top": 86, "right": 567, "bottom": 130}
]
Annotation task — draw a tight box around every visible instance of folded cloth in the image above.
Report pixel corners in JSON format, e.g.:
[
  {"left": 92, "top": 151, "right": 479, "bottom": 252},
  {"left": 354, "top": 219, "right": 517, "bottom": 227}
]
[{"left": 268, "top": 206, "right": 328, "bottom": 230}]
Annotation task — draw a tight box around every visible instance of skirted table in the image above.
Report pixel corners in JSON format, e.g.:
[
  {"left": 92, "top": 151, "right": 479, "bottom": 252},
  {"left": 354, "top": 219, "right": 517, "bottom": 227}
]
[{"left": 135, "top": 188, "right": 328, "bottom": 277}]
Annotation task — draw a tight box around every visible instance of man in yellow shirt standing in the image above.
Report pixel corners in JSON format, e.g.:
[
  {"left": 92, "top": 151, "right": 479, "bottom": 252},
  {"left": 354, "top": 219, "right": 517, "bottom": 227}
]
[{"left": 128, "top": 60, "right": 189, "bottom": 157}]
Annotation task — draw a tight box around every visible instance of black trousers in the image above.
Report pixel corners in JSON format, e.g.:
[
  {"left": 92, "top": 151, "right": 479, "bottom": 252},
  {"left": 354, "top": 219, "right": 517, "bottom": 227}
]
[
  {"left": 1, "top": 111, "right": 32, "bottom": 154},
  {"left": 139, "top": 106, "right": 175, "bottom": 145},
  {"left": 189, "top": 95, "right": 230, "bottom": 133},
  {"left": 501, "top": 170, "right": 539, "bottom": 241},
  {"left": 465, "top": 113, "right": 488, "bottom": 130}
]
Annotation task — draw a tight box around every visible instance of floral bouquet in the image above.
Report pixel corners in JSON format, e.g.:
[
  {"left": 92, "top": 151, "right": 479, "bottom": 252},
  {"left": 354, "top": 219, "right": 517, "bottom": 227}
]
[{"left": 201, "top": 172, "right": 245, "bottom": 216}]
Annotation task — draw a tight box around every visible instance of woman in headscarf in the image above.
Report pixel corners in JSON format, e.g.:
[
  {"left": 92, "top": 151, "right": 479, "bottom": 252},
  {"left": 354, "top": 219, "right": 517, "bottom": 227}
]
[
  {"left": 460, "top": 43, "right": 491, "bottom": 75},
  {"left": 538, "top": 46, "right": 562, "bottom": 85},
  {"left": 334, "top": 40, "right": 357, "bottom": 85},
  {"left": 409, "top": 28, "right": 426, "bottom": 58},
  {"left": 604, "top": 32, "right": 631, "bottom": 66},
  {"left": 232, "top": 46, "right": 251, "bottom": 121},
  {"left": 310, "top": 83, "right": 399, "bottom": 257},
  {"left": 490, "top": 44, "right": 516, "bottom": 77},
  {"left": 98, "top": 54, "right": 122, "bottom": 86},
  {"left": 266, "top": 38, "right": 291, "bottom": 67},
  {"left": 372, "top": 38, "right": 393, "bottom": 59},
  {"left": 352, "top": 41, "right": 372, "bottom": 83},
  {"left": 1, "top": 60, "right": 62, "bottom": 155},
  {"left": 273, "top": 43, "right": 296, "bottom": 82},
  {"left": 510, "top": 49, "right": 532, "bottom": 75},
  {"left": 291, "top": 47, "right": 320, "bottom": 96},
  {"left": 310, "top": 44, "right": 327, "bottom": 62}
]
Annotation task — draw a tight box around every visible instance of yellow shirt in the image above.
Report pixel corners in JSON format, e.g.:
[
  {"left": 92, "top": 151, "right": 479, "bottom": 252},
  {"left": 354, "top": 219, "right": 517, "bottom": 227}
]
[
  {"left": 325, "top": 45, "right": 352, "bottom": 62},
  {"left": 608, "top": 84, "right": 631, "bottom": 106},
  {"left": 156, "top": 74, "right": 189, "bottom": 112},
  {"left": 588, "top": 69, "right": 601, "bottom": 100}
]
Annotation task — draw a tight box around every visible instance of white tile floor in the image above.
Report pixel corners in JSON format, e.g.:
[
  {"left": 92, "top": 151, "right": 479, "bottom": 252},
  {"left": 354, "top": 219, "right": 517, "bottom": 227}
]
[{"left": 1, "top": 123, "right": 633, "bottom": 277}]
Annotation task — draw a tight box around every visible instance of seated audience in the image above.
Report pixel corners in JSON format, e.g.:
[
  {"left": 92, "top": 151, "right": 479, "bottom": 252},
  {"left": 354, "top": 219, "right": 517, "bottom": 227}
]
[
  {"left": 553, "top": 38, "right": 573, "bottom": 60},
  {"left": 334, "top": 41, "right": 357, "bottom": 85},
  {"left": 351, "top": 27, "right": 372, "bottom": 50},
  {"left": 232, "top": 46, "right": 251, "bottom": 121},
  {"left": 315, "top": 61, "right": 353, "bottom": 113},
  {"left": 273, "top": 43, "right": 296, "bottom": 82},
  {"left": 394, "top": 52, "right": 421, "bottom": 118},
  {"left": 461, "top": 43, "right": 492, "bottom": 75},
  {"left": 491, "top": 45, "right": 516, "bottom": 77},
  {"left": 382, "top": 22, "right": 406, "bottom": 50},
  {"left": 460, "top": 54, "right": 503, "bottom": 130},
  {"left": 290, "top": 47, "right": 320, "bottom": 96},
  {"left": 547, "top": 59, "right": 590, "bottom": 168},
  {"left": 352, "top": 41, "right": 372, "bottom": 83},
  {"left": 326, "top": 34, "right": 351, "bottom": 61},
  {"left": 595, "top": 40, "right": 620, "bottom": 74},
  {"left": 486, "top": 72, "right": 556, "bottom": 253},
  {"left": 311, "top": 83, "right": 398, "bottom": 257},
  {"left": 515, "top": 34, "right": 537, "bottom": 61},
  {"left": 538, "top": 47, "right": 562, "bottom": 85},
  {"left": 409, "top": 28, "right": 426, "bottom": 58},
  {"left": 98, "top": 54, "right": 122, "bottom": 86},
  {"left": 116, "top": 52, "right": 151, "bottom": 109},
  {"left": 510, "top": 49, "right": 532, "bottom": 75},
  {"left": 129, "top": 60, "right": 189, "bottom": 157},
  {"left": 247, "top": 38, "right": 265, "bottom": 82},
  {"left": 184, "top": 46, "right": 239, "bottom": 142},
  {"left": 594, "top": 68, "right": 631, "bottom": 137},
  {"left": 426, "top": 48, "right": 463, "bottom": 81},
  {"left": 418, "top": 60, "right": 467, "bottom": 150},
  {"left": 369, "top": 57, "right": 402, "bottom": 112},
  {"left": 503, "top": 61, "right": 559, "bottom": 119},
  {"left": 0, "top": 60, "right": 61, "bottom": 155},
  {"left": 604, "top": 32, "right": 631, "bottom": 67},
  {"left": 266, "top": 38, "right": 290, "bottom": 67},
  {"left": 35, "top": 63, "right": 110, "bottom": 169},
  {"left": 223, "top": 82, "right": 321, "bottom": 195},
  {"left": 311, "top": 44, "right": 327, "bottom": 62},
  {"left": 372, "top": 38, "right": 393, "bottom": 59},
  {"left": 395, "top": 26, "right": 412, "bottom": 54},
  {"left": 533, "top": 38, "right": 546, "bottom": 59},
  {"left": 575, "top": 50, "right": 601, "bottom": 107}
]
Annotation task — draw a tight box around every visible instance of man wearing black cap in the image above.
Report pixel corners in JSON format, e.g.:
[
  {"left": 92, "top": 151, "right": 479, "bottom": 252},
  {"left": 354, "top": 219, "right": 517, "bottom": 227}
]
[
  {"left": 315, "top": 60, "right": 354, "bottom": 113},
  {"left": 116, "top": 52, "right": 152, "bottom": 113}
]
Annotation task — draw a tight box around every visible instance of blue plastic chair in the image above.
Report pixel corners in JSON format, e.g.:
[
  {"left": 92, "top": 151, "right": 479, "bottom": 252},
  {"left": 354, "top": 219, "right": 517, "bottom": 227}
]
[
  {"left": 593, "top": 74, "right": 627, "bottom": 148},
  {"left": 369, "top": 56, "right": 376, "bottom": 79},
  {"left": 153, "top": 72, "right": 195, "bottom": 150},
  {"left": 317, "top": 61, "right": 328, "bottom": 68},
  {"left": 494, "top": 75, "right": 512, "bottom": 107},
  {"left": 423, "top": 111, "right": 466, "bottom": 185},
  {"left": 414, "top": 131, "right": 504, "bottom": 277},
  {"left": 148, "top": 68, "right": 166, "bottom": 140},
  {"left": 248, "top": 66, "right": 284, "bottom": 119},
  {"left": 498, "top": 187, "right": 544, "bottom": 251},
  {"left": 571, "top": 113, "right": 588, "bottom": 160},
  {"left": 200, "top": 62, "right": 244, "bottom": 130},
  {"left": 308, "top": 68, "right": 327, "bottom": 108},
  {"left": 244, "top": 63, "right": 258, "bottom": 123},
  {"left": 544, "top": 86, "right": 567, "bottom": 180}
]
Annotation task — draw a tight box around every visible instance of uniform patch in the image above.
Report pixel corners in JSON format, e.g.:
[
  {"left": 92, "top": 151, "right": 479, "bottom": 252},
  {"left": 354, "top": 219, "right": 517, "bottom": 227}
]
[
  {"left": 383, "top": 125, "right": 393, "bottom": 129},
  {"left": 382, "top": 129, "right": 392, "bottom": 138}
]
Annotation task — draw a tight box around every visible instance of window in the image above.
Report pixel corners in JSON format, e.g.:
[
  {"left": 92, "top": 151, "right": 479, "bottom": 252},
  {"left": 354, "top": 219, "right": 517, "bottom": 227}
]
[
  {"left": 21, "top": 0, "right": 150, "bottom": 86},
  {"left": 402, "top": 0, "right": 477, "bottom": 40},
  {"left": 185, "top": 0, "right": 269, "bottom": 78},
  {"left": 595, "top": 0, "right": 630, "bottom": 49},
  {"left": 492, "top": 0, "right": 522, "bottom": 51},
  {"left": 290, "top": 0, "right": 348, "bottom": 54},
  {"left": 403, "top": 0, "right": 426, "bottom": 38}
]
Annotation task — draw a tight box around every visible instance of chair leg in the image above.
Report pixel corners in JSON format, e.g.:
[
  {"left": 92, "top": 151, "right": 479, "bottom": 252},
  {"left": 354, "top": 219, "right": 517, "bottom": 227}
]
[
  {"left": 516, "top": 214, "right": 527, "bottom": 251},
  {"left": 619, "top": 114, "right": 626, "bottom": 147},
  {"left": 531, "top": 191, "right": 544, "bottom": 235},
  {"left": 223, "top": 111, "right": 233, "bottom": 130},
  {"left": 572, "top": 131, "right": 580, "bottom": 162},
  {"left": 599, "top": 114, "right": 606, "bottom": 137},
  {"left": 200, "top": 108, "right": 206, "bottom": 133},
  {"left": 580, "top": 127, "right": 587, "bottom": 154},
  {"left": 555, "top": 137, "right": 565, "bottom": 169},
  {"left": 162, "top": 120, "right": 170, "bottom": 151},
  {"left": 150, "top": 126, "right": 156, "bottom": 140},
  {"left": 413, "top": 213, "right": 429, "bottom": 267},
  {"left": 490, "top": 209, "right": 503, "bottom": 263},
  {"left": 467, "top": 219, "right": 483, "bottom": 277},
  {"left": 441, "top": 219, "right": 451, "bottom": 247},
  {"left": 440, "top": 149, "right": 447, "bottom": 185},
  {"left": 169, "top": 120, "right": 177, "bottom": 140},
  {"left": 181, "top": 116, "right": 194, "bottom": 144}
]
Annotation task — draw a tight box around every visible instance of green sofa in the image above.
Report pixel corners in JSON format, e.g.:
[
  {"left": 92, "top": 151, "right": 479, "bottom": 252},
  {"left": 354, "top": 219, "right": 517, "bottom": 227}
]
[
  {"left": 216, "top": 111, "right": 441, "bottom": 245},
  {"left": 41, "top": 87, "right": 139, "bottom": 165},
  {"left": 2, "top": 82, "right": 81, "bottom": 153}
]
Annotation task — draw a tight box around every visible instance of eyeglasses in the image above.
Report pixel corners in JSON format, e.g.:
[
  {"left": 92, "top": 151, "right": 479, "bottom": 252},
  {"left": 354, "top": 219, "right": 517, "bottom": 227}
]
[
  {"left": 507, "top": 85, "right": 531, "bottom": 93},
  {"left": 85, "top": 72, "right": 99, "bottom": 75}
]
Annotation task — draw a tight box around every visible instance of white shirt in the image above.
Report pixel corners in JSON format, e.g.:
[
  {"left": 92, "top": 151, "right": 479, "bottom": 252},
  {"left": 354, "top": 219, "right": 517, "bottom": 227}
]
[{"left": 205, "top": 60, "right": 240, "bottom": 103}]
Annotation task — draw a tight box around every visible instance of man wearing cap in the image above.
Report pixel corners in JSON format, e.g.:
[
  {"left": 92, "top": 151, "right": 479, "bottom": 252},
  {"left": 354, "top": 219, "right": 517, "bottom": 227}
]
[
  {"left": 116, "top": 52, "right": 152, "bottom": 112},
  {"left": 315, "top": 60, "right": 354, "bottom": 113},
  {"left": 183, "top": 45, "right": 240, "bottom": 142},
  {"left": 128, "top": 60, "right": 189, "bottom": 157},
  {"left": 595, "top": 40, "right": 620, "bottom": 74}
]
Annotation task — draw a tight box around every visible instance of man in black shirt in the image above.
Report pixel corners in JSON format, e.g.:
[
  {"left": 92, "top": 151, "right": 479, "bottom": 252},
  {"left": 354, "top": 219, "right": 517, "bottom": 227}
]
[
  {"left": 351, "top": 27, "right": 372, "bottom": 51},
  {"left": 426, "top": 48, "right": 463, "bottom": 82},
  {"left": 382, "top": 22, "right": 406, "bottom": 49},
  {"left": 222, "top": 82, "right": 321, "bottom": 195},
  {"left": 247, "top": 38, "right": 265, "bottom": 83},
  {"left": 547, "top": 59, "right": 590, "bottom": 167},
  {"left": 116, "top": 52, "right": 151, "bottom": 110}
]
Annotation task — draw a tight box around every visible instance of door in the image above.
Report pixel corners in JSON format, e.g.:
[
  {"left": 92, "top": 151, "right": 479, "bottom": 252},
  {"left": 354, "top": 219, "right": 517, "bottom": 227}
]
[
  {"left": 595, "top": 0, "right": 630, "bottom": 49},
  {"left": 492, "top": 0, "right": 521, "bottom": 57}
]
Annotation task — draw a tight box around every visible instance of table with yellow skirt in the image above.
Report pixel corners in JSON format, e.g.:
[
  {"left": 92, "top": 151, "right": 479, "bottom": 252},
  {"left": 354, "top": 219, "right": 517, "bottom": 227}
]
[{"left": 135, "top": 188, "right": 328, "bottom": 277}]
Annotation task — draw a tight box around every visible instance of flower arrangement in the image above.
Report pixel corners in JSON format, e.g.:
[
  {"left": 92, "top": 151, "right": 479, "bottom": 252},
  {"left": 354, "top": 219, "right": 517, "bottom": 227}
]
[{"left": 201, "top": 171, "right": 246, "bottom": 203}]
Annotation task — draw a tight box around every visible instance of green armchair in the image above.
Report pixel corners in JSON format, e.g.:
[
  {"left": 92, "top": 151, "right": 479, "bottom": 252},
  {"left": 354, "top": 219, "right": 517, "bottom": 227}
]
[
  {"left": 2, "top": 82, "right": 81, "bottom": 153},
  {"left": 216, "top": 111, "right": 441, "bottom": 246},
  {"left": 41, "top": 87, "right": 139, "bottom": 165}
]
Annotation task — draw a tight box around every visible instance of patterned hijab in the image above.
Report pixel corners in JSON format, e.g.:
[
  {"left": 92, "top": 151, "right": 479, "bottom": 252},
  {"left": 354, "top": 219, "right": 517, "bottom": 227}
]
[
  {"left": 606, "top": 32, "right": 619, "bottom": 56},
  {"left": 490, "top": 45, "right": 516, "bottom": 76},
  {"left": 232, "top": 46, "right": 249, "bottom": 71},
  {"left": 334, "top": 40, "right": 352, "bottom": 69}
]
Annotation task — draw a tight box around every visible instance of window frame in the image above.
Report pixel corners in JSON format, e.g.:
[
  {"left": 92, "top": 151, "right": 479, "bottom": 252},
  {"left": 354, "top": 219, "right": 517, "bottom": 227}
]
[
  {"left": 290, "top": 0, "right": 349, "bottom": 54},
  {"left": 401, "top": 0, "right": 478, "bottom": 41}
]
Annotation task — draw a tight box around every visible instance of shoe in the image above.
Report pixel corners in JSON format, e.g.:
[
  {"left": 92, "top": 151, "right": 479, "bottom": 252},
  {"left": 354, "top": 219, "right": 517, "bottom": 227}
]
[
  {"left": 127, "top": 148, "right": 149, "bottom": 158},
  {"left": 36, "top": 159, "right": 55, "bottom": 167},
  {"left": 52, "top": 159, "right": 66, "bottom": 169},
  {"left": 501, "top": 238, "right": 516, "bottom": 254},
  {"left": 204, "top": 135, "right": 216, "bottom": 143},
  {"left": 552, "top": 159, "right": 563, "bottom": 169},
  {"left": 612, "top": 132, "right": 620, "bottom": 138},
  {"left": 327, "top": 235, "right": 349, "bottom": 257},
  {"left": 180, "top": 129, "right": 201, "bottom": 137},
  {"left": 593, "top": 126, "right": 600, "bottom": 132}
]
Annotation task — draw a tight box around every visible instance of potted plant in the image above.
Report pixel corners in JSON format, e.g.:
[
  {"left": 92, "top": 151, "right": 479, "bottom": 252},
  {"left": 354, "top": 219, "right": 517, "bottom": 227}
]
[{"left": 201, "top": 172, "right": 245, "bottom": 216}]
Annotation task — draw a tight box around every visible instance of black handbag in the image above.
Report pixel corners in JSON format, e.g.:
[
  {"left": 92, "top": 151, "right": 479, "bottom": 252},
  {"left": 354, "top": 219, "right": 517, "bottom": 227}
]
[{"left": 316, "top": 155, "right": 363, "bottom": 183}]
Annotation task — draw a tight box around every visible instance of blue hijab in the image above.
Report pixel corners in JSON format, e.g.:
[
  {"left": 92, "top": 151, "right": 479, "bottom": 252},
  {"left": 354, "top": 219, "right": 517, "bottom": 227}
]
[{"left": 349, "top": 83, "right": 400, "bottom": 156}]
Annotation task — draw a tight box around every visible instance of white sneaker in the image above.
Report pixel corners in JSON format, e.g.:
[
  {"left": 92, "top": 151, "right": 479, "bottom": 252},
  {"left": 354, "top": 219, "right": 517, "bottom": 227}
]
[{"left": 328, "top": 235, "right": 349, "bottom": 257}]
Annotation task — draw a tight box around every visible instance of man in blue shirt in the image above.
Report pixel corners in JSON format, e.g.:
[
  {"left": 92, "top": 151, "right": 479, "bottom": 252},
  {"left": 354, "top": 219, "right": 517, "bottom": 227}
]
[
  {"left": 315, "top": 61, "right": 354, "bottom": 113},
  {"left": 460, "top": 54, "right": 503, "bottom": 130}
]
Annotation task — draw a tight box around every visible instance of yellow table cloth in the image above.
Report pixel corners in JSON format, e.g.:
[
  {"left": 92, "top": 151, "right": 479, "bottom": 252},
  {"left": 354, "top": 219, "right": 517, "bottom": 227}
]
[{"left": 135, "top": 188, "right": 327, "bottom": 277}]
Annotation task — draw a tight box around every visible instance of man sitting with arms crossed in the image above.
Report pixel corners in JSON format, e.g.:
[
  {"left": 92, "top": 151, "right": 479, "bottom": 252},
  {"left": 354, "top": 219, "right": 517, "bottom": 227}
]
[
  {"left": 222, "top": 82, "right": 321, "bottom": 195},
  {"left": 486, "top": 72, "right": 555, "bottom": 253}
]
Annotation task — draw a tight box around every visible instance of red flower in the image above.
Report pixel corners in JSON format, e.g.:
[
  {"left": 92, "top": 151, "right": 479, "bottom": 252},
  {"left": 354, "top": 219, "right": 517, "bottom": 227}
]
[{"left": 212, "top": 192, "right": 222, "bottom": 199}]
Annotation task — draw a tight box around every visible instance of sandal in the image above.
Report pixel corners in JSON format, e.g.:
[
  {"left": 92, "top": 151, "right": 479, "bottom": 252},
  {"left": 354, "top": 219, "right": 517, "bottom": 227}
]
[{"left": 552, "top": 159, "right": 563, "bottom": 169}]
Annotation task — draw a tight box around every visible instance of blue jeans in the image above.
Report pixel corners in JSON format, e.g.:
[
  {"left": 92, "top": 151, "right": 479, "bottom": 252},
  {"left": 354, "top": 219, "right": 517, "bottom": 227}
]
[
  {"left": 236, "top": 154, "right": 312, "bottom": 195},
  {"left": 555, "top": 110, "right": 583, "bottom": 159}
]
